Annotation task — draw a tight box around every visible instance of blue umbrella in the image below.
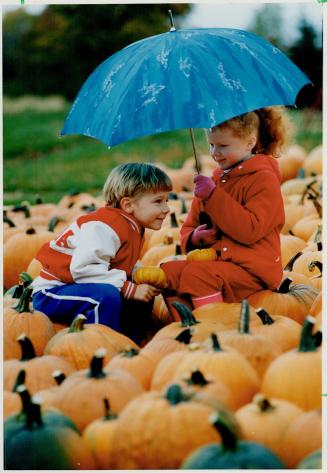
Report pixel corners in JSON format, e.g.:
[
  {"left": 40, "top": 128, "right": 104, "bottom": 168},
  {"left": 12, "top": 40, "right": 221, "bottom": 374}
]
[{"left": 61, "top": 21, "right": 310, "bottom": 166}]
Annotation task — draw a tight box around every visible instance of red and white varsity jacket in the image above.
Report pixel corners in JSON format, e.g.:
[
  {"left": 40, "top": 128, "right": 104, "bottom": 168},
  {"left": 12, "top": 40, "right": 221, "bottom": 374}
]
[{"left": 32, "top": 207, "right": 144, "bottom": 299}]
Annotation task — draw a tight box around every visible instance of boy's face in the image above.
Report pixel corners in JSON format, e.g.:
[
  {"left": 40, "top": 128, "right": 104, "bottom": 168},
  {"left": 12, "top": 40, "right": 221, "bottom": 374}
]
[
  {"left": 123, "top": 191, "right": 170, "bottom": 229},
  {"left": 207, "top": 127, "right": 256, "bottom": 170}
]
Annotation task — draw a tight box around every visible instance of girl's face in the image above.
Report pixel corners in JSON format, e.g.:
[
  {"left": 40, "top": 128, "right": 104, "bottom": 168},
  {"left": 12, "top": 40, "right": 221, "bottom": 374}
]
[
  {"left": 207, "top": 126, "right": 257, "bottom": 170},
  {"left": 122, "top": 191, "right": 170, "bottom": 229}
]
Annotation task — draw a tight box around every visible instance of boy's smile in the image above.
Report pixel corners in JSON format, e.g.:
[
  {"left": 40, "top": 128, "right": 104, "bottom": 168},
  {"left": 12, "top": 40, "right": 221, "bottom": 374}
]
[
  {"left": 122, "top": 191, "right": 170, "bottom": 230},
  {"left": 208, "top": 127, "right": 257, "bottom": 170}
]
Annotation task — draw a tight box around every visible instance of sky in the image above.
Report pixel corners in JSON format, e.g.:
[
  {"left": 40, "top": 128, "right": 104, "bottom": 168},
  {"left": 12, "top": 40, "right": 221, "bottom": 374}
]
[{"left": 2, "top": 1, "right": 323, "bottom": 45}]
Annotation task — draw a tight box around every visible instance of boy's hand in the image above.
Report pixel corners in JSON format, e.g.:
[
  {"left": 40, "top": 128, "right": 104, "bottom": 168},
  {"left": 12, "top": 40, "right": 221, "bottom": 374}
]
[
  {"left": 194, "top": 174, "right": 215, "bottom": 201},
  {"left": 133, "top": 284, "right": 158, "bottom": 302},
  {"left": 190, "top": 224, "right": 217, "bottom": 247}
]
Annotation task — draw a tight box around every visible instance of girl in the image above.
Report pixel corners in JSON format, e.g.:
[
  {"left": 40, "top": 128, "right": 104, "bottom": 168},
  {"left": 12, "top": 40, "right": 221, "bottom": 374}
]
[{"left": 161, "top": 107, "right": 289, "bottom": 319}]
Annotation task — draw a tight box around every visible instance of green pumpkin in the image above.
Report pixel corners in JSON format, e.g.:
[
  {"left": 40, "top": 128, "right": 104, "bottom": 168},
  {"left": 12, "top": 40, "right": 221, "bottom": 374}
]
[
  {"left": 4, "top": 385, "right": 95, "bottom": 470},
  {"left": 297, "top": 449, "right": 322, "bottom": 469},
  {"left": 181, "top": 412, "right": 285, "bottom": 470}
]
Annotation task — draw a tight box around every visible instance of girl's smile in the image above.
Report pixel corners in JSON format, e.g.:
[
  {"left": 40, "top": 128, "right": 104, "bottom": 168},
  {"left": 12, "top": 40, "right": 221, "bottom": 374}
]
[{"left": 208, "top": 127, "right": 257, "bottom": 170}]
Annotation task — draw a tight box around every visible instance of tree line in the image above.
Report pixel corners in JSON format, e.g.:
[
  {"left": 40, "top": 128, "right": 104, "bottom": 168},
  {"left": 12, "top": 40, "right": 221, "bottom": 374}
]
[{"left": 3, "top": 4, "right": 322, "bottom": 109}]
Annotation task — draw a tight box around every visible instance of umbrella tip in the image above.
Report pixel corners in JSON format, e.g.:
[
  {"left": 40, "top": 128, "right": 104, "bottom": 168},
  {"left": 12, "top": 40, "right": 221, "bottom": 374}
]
[{"left": 168, "top": 10, "right": 176, "bottom": 32}]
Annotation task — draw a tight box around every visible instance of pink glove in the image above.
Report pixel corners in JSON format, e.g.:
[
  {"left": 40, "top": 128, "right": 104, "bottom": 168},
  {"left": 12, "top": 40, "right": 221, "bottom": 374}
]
[
  {"left": 194, "top": 174, "right": 216, "bottom": 201},
  {"left": 190, "top": 224, "right": 217, "bottom": 247}
]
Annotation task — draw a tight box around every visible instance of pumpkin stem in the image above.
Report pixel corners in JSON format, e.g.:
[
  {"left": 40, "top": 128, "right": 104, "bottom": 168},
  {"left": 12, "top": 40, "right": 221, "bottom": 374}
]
[
  {"left": 12, "top": 369, "right": 26, "bottom": 393},
  {"left": 299, "top": 316, "right": 317, "bottom": 352},
  {"left": 175, "top": 328, "right": 192, "bottom": 345},
  {"left": 88, "top": 349, "right": 107, "bottom": 379},
  {"left": 121, "top": 347, "right": 140, "bottom": 358},
  {"left": 284, "top": 252, "right": 302, "bottom": 271},
  {"left": 175, "top": 244, "right": 182, "bottom": 256},
  {"left": 238, "top": 299, "right": 250, "bottom": 334},
  {"left": 48, "top": 216, "right": 64, "bottom": 232},
  {"left": 52, "top": 370, "right": 66, "bottom": 385},
  {"left": 172, "top": 301, "right": 199, "bottom": 327},
  {"left": 277, "top": 277, "right": 292, "bottom": 294},
  {"left": 308, "top": 261, "right": 322, "bottom": 274},
  {"left": 13, "top": 204, "right": 31, "bottom": 218},
  {"left": 210, "top": 412, "right": 238, "bottom": 451},
  {"left": 26, "top": 227, "right": 37, "bottom": 235},
  {"left": 255, "top": 308, "right": 275, "bottom": 325},
  {"left": 17, "top": 334, "right": 37, "bottom": 361},
  {"left": 253, "top": 393, "right": 275, "bottom": 412},
  {"left": 186, "top": 369, "right": 209, "bottom": 387},
  {"left": 170, "top": 212, "right": 179, "bottom": 228},
  {"left": 14, "top": 287, "right": 33, "bottom": 314},
  {"left": 313, "top": 225, "right": 322, "bottom": 246},
  {"left": 3, "top": 214, "right": 16, "bottom": 227},
  {"left": 211, "top": 333, "right": 223, "bottom": 352},
  {"left": 165, "top": 384, "right": 188, "bottom": 405},
  {"left": 313, "top": 329, "right": 322, "bottom": 349},
  {"left": 163, "top": 234, "right": 174, "bottom": 245},
  {"left": 103, "top": 398, "right": 117, "bottom": 420},
  {"left": 180, "top": 197, "right": 188, "bottom": 214},
  {"left": 68, "top": 314, "right": 88, "bottom": 333}
]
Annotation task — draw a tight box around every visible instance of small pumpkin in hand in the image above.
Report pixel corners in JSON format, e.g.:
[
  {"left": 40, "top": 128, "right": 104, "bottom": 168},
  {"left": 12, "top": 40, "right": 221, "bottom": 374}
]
[
  {"left": 133, "top": 266, "right": 167, "bottom": 289},
  {"left": 187, "top": 248, "right": 217, "bottom": 261}
]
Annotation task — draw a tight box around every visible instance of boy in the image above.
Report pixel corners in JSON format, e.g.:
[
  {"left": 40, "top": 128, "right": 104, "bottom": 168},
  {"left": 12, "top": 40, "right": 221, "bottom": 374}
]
[{"left": 32, "top": 162, "right": 172, "bottom": 342}]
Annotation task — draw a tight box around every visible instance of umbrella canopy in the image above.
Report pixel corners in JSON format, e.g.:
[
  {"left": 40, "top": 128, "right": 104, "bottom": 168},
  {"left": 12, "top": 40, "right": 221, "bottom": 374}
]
[{"left": 61, "top": 27, "right": 310, "bottom": 148}]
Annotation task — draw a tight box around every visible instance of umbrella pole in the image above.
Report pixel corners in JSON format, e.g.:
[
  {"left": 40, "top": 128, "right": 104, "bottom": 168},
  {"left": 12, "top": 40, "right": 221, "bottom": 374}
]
[{"left": 189, "top": 128, "right": 201, "bottom": 174}]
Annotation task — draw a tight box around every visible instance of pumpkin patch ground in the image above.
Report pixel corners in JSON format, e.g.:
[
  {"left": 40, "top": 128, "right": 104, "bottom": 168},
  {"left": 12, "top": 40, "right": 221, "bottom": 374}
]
[{"left": 3, "top": 144, "right": 323, "bottom": 469}]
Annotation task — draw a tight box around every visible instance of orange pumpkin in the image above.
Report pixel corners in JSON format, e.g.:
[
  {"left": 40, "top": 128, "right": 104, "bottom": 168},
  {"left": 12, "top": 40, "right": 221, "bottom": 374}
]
[
  {"left": 279, "top": 408, "right": 322, "bottom": 468},
  {"left": 82, "top": 398, "right": 118, "bottom": 470},
  {"left": 141, "top": 328, "right": 194, "bottom": 366},
  {"left": 218, "top": 300, "right": 283, "bottom": 377},
  {"left": 261, "top": 316, "right": 322, "bottom": 410},
  {"left": 253, "top": 307, "right": 301, "bottom": 353},
  {"left": 3, "top": 369, "right": 26, "bottom": 418},
  {"left": 105, "top": 347, "right": 156, "bottom": 390},
  {"left": 4, "top": 335, "right": 75, "bottom": 395},
  {"left": 174, "top": 333, "right": 260, "bottom": 410},
  {"left": 45, "top": 314, "right": 139, "bottom": 370},
  {"left": 248, "top": 277, "right": 319, "bottom": 324},
  {"left": 4, "top": 287, "right": 55, "bottom": 356},
  {"left": 51, "top": 349, "right": 144, "bottom": 432},
  {"left": 235, "top": 394, "right": 304, "bottom": 459},
  {"left": 3, "top": 227, "right": 54, "bottom": 288},
  {"left": 110, "top": 385, "right": 220, "bottom": 469}
]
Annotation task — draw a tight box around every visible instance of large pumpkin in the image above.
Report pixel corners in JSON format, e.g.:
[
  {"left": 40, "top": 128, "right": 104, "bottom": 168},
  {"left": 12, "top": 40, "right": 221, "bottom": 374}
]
[
  {"left": 279, "top": 409, "right": 322, "bottom": 468},
  {"left": 110, "top": 384, "right": 220, "bottom": 469},
  {"left": 174, "top": 333, "right": 260, "bottom": 410},
  {"left": 4, "top": 335, "right": 75, "bottom": 395},
  {"left": 248, "top": 277, "right": 319, "bottom": 324},
  {"left": 218, "top": 300, "right": 283, "bottom": 377},
  {"left": 51, "top": 349, "right": 144, "bottom": 432},
  {"left": 45, "top": 314, "right": 139, "bottom": 370},
  {"left": 3, "top": 227, "right": 54, "bottom": 289},
  {"left": 261, "top": 316, "right": 322, "bottom": 410},
  {"left": 4, "top": 287, "right": 55, "bottom": 356},
  {"left": 235, "top": 394, "right": 303, "bottom": 459}
]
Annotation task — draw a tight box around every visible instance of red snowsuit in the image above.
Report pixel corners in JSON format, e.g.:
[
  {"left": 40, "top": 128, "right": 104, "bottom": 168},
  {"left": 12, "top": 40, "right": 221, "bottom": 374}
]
[{"left": 161, "top": 154, "right": 285, "bottom": 303}]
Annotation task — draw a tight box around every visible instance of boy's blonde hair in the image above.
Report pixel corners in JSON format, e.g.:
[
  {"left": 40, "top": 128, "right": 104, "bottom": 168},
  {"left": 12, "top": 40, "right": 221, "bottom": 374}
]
[
  {"left": 210, "top": 106, "right": 293, "bottom": 157},
  {"left": 103, "top": 162, "right": 172, "bottom": 207}
]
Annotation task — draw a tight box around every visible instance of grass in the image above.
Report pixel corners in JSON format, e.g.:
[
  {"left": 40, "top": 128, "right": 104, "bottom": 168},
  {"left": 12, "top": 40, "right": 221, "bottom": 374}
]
[{"left": 3, "top": 98, "right": 322, "bottom": 206}]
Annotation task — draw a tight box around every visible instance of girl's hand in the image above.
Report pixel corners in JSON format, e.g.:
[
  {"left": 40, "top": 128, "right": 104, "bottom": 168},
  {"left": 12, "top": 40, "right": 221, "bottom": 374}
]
[
  {"left": 194, "top": 174, "right": 216, "bottom": 201},
  {"left": 190, "top": 224, "right": 217, "bottom": 247},
  {"left": 133, "top": 284, "right": 159, "bottom": 302}
]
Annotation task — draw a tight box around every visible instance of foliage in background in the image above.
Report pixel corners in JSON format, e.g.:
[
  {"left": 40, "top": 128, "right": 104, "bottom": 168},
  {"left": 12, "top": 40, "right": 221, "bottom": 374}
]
[
  {"left": 3, "top": 103, "right": 322, "bottom": 206},
  {"left": 248, "top": 5, "right": 322, "bottom": 109},
  {"left": 3, "top": 4, "right": 190, "bottom": 100}
]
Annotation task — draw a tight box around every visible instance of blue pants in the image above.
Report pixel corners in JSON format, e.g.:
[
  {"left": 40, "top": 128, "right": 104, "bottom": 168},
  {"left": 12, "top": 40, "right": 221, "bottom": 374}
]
[
  {"left": 32, "top": 283, "right": 154, "bottom": 344},
  {"left": 32, "top": 283, "right": 122, "bottom": 332}
]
